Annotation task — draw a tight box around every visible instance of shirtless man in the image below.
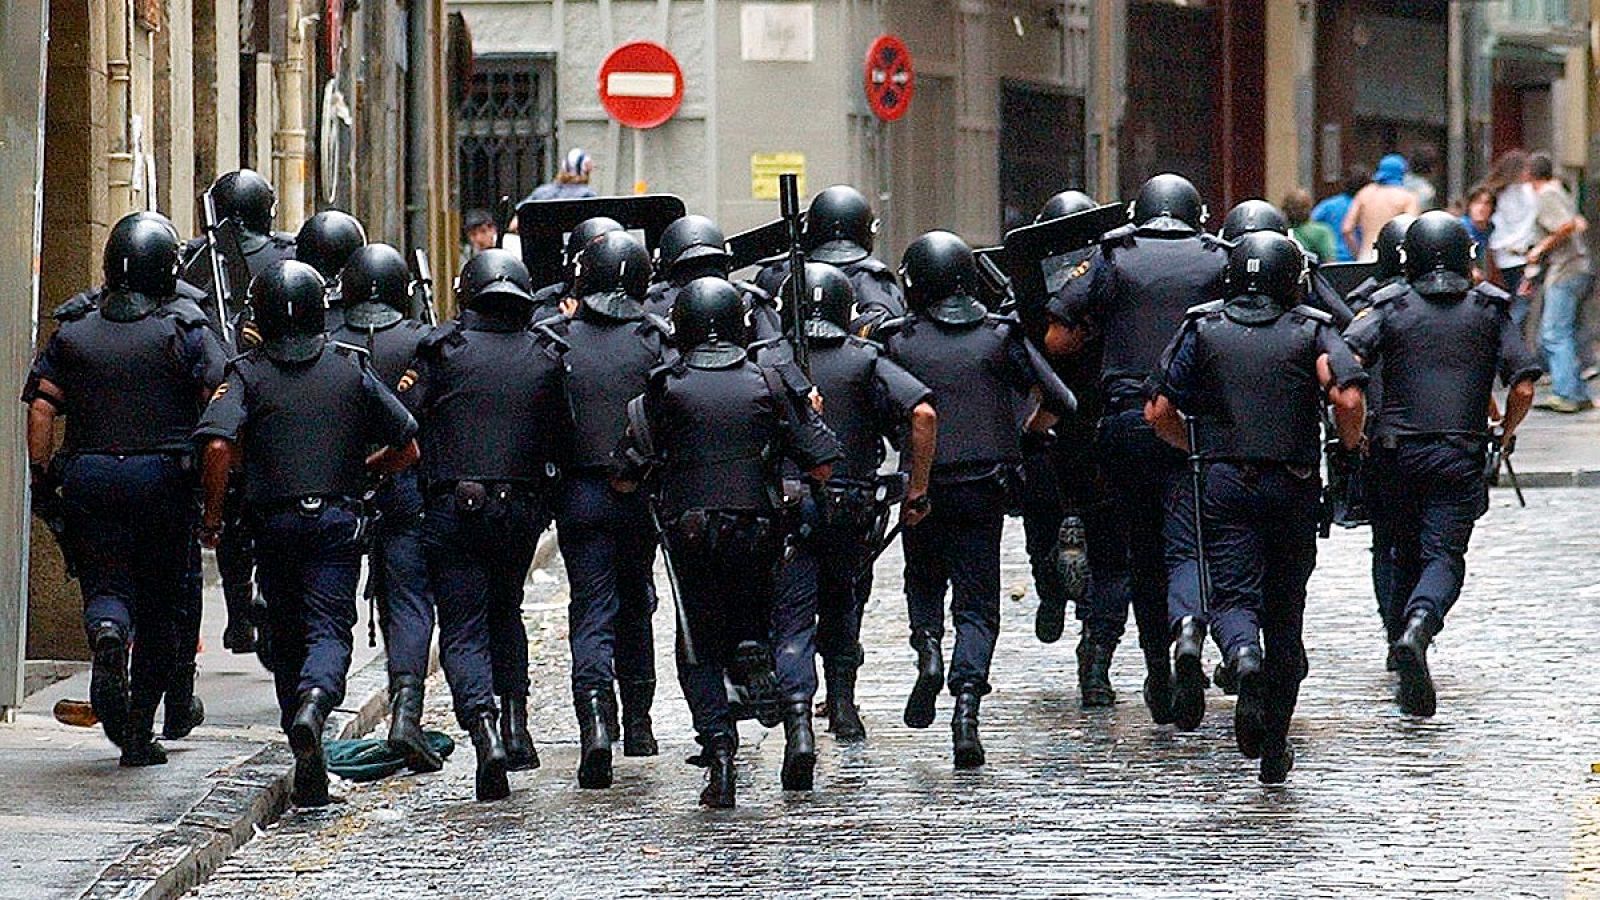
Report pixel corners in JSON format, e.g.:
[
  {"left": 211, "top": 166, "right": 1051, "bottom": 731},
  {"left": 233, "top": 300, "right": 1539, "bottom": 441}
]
[{"left": 1342, "top": 154, "right": 1421, "bottom": 261}]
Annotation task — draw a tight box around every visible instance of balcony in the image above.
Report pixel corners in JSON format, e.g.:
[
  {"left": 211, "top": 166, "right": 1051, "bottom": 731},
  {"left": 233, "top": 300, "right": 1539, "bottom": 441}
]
[{"left": 1487, "top": 0, "right": 1588, "bottom": 47}]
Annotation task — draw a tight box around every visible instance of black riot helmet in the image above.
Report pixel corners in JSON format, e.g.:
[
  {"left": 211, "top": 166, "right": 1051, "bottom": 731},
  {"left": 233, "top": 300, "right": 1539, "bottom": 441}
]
[
  {"left": 456, "top": 248, "right": 535, "bottom": 319},
  {"left": 1220, "top": 199, "right": 1289, "bottom": 242},
  {"left": 804, "top": 185, "right": 877, "bottom": 265},
  {"left": 1374, "top": 213, "right": 1417, "bottom": 279},
  {"left": 1402, "top": 210, "right": 1475, "bottom": 297},
  {"left": 296, "top": 211, "right": 368, "bottom": 282},
  {"left": 104, "top": 211, "right": 182, "bottom": 298},
  {"left": 1131, "top": 173, "right": 1207, "bottom": 232},
  {"left": 210, "top": 169, "right": 277, "bottom": 234},
  {"left": 780, "top": 261, "right": 854, "bottom": 341},
  {"left": 339, "top": 244, "right": 412, "bottom": 330},
  {"left": 900, "top": 230, "right": 986, "bottom": 326},
  {"left": 573, "top": 230, "right": 652, "bottom": 319},
  {"left": 1226, "top": 231, "right": 1305, "bottom": 309},
  {"left": 670, "top": 276, "right": 749, "bottom": 366},
  {"left": 563, "top": 217, "right": 625, "bottom": 271},
  {"left": 656, "top": 215, "right": 731, "bottom": 276},
  {"left": 1036, "top": 190, "right": 1098, "bottom": 223},
  {"left": 250, "top": 260, "right": 329, "bottom": 363}
]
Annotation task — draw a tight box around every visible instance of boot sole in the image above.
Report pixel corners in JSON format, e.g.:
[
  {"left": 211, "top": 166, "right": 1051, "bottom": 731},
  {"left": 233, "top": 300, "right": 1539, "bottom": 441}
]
[
  {"left": 1259, "top": 744, "right": 1295, "bottom": 784},
  {"left": 904, "top": 668, "right": 942, "bottom": 729},
  {"left": 578, "top": 746, "right": 614, "bottom": 789},
  {"left": 781, "top": 750, "right": 816, "bottom": 791},
  {"left": 387, "top": 736, "right": 444, "bottom": 774},
  {"left": 1035, "top": 594, "right": 1067, "bottom": 644},
  {"left": 953, "top": 744, "right": 986, "bottom": 769},
  {"left": 162, "top": 698, "right": 205, "bottom": 741},
  {"left": 477, "top": 756, "right": 511, "bottom": 802},
  {"left": 1393, "top": 644, "right": 1437, "bottom": 717},
  {"left": 1172, "top": 652, "right": 1207, "bottom": 732},
  {"left": 699, "top": 791, "right": 736, "bottom": 809},
  {"left": 90, "top": 636, "right": 129, "bottom": 748},
  {"left": 119, "top": 745, "right": 169, "bottom": 767},
  {"left": 1234, "top": 670, "right": 1266, "bottom": 759}
]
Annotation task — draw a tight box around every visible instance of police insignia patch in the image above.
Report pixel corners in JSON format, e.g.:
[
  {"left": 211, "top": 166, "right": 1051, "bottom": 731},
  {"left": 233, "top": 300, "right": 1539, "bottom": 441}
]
[
  {"left": 1353, "top": 308, "right": 1372, "bottom": 321},
  {"left": 397, "top": 369, "right": 418, "bottom": 392},
  {"left": 1068, "top": 259, "right": 1092, "bottom": 281},
  {"left": 211, "top": 382, "right": 229, "bottom": 400}
]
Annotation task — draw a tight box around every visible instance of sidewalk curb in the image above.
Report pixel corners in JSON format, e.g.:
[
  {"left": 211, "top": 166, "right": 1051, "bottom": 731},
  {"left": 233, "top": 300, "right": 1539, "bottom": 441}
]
[
  {"left": 80, "top": 649, "right": 408, "bottom": 900},
  {"left": 1500, "top": 469, "right": 1600, "bottom": 489}
]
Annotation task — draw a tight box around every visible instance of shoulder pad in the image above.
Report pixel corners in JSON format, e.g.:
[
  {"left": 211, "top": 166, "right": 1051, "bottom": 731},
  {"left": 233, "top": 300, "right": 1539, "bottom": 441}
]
[
  {"left": 1470, "top": 282, "right": 1512, "bottom": 306},
  {"left": 175, "top": 280, "right": 208, "bottom": 302},
  {"left": 531, "top": 282, "right": 566, "bottom": 302},
  {"left": 160, "top": 297, "right": 212, "bottom": 328},
  {"left": 1100, "top": 223, "right": 1137, "bottom": 248},
  {"left": 531, "top": 313, "right": 568, "bottom": 333},
  {"left": 764, "top": 360, "right": 813, "bottom": 397},
  {"left": 734, "top": 280, "right": 773, "bottom": 304},
  {"left": 417, "top": 319, "right": 465, "bottom": 353},
  {"left": 1289, "top": 304, "right": 1334, "bottom": 325},
  {"left": 852, "top": 256, "right": 893, "bottom": 277},
  {"left": 845, "top": 334, "right": 884, "bottom": 353},
  {"left": 532, "top": 323, "right": 571, "bottom": 355},
  {"left": 641, "top": 312, "right": 673, "bottom": 339},
  {"left": 646, "top": 358, "right": 684, "bottom": 387},
  {"left": 331, "top": 340, "right": 371, "bottom": 361},
  {"left": 52, "top": 290, "right": 100, "bottom": 322},
  {"left": 1184, "top": 299, "right": 1226, "bottom": 319},
  {"left": 874, "top": 316, "right": 910, "bottom": 339},
  {"left": 748, "top": 336, "right": 786, "bottom": 353},
  {"left": 270, "top": 232, "right": 297, "bottom": 248},
  {"left": 1369, "top": 282, "right": 1410, "bottom": 308}
]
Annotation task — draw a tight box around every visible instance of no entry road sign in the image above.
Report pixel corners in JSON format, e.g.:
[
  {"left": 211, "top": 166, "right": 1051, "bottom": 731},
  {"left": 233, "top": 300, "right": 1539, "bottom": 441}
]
[{"left": 598, "top": 41, "right": 685, "bottom": 129}]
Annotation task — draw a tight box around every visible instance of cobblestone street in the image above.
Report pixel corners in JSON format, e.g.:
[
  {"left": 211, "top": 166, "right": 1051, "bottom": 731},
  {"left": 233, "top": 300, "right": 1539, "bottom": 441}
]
[{"left": 191, "top": 488, "right": 1600, "bottom": 899}]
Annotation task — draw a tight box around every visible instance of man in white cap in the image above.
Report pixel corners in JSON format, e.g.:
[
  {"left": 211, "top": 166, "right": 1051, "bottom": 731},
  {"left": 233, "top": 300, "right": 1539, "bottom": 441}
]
[{"left": 527, "top": 148, "right": 599, "bottom": 202}]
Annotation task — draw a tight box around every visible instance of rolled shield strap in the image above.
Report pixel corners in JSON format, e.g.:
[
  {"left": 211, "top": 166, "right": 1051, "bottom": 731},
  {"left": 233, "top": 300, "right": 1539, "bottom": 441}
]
[
  {"left": 580, "top": 289, "right": 646, "bottom": 321},
  {"left": 803, "top": 317, "right": 850, "bottom": 340},
  {"left": 263, "top": 331, "right": 328, "bottom": 364},
  {"left": 343, "top": 300, "right": 405, "bottom": 330},
  {"left": 1221, "top": 293, "right": 1286, "bottom": 325},
  {"left": 1135, "top": 216, "right": 1199, "bottom": 237},
  {"left": 99, "top": 289, "right": 162, "bottom": 323},
  {"left": 1412, "top": 270, "right": 1473, "bottom": 297},
  {"left": 809, "top": 239, "right": 871, "bottom": 266},
  {"left": 924, "top": 294, "right": 987, "bottom": 327},
  {"left": 682, "top": 341, "right": 748, "bottom": 369}
]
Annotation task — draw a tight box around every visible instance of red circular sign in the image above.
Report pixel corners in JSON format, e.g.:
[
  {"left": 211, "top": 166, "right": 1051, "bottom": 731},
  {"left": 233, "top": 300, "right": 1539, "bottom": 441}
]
[
  {"left": 598, "top": 41, "right": 685, "bottom": 129},
  {"left": 864, "top": 35, "right": 914, "bottom": 122}
]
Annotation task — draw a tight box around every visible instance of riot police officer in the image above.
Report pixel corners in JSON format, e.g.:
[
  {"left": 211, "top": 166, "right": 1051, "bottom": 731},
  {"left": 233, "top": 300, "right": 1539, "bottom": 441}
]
[
  {"left": 544, "top": 231, "right": 672, "bottom": 788},
  {"left": 1344, "top": 211, "right": 1540, "bottom": 717},
  {"left": 755, "top": 185, "right": 905, "bottom": 334},
  {"left": 196, "top": 260, "right": 419, "bottom": 807},
  {"left": 296, "top": 210, "right": 368, "bottom": 331},
  {"left": 1220, "top": 199, "right": 1354, "bottom": 327},
  {"left": 881, "top": 231, "right": 1053, "bottom": 769},
  {"left": 1347, "top": 214, "right": 1415, "bottom": 313},
  {"left": 328, "top": 243, "right": 441, "bottom": 773},
  {"left": 645, "top": 214, "right": 780, "bottom": 339},
  {"left": 181, "top": 169, "right": 297, "bottom": 657},
  {"left": 530, "top": 216, "right": 624, "bottom": 320},
  {"left": 1052, "top": 173, "right": 1228, "bottom": 729},
  {"left": 26, "top": 212, "right": 226, "bottom": 765},
  {"left": 1145, "top": 232, "right": 1367, "bottom": 782},
  {"left": 755, "top": 262, "right": 936, "bottom": 759},
  {"left": 406, "top": 249, "right": 573, "bottom": 801},
  {"left": 614, "top": 277, "right": 839, "bottom": 808}
]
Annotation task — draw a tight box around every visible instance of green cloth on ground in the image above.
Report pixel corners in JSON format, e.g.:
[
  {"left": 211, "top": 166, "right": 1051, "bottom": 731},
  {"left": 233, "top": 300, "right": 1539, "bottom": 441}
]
[{"left": 324, "top": 731, "right": 456, "bottom": 782}]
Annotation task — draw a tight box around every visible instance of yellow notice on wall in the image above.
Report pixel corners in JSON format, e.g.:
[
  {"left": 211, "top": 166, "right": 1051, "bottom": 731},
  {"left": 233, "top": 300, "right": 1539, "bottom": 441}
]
[{"left": 751, "top": 153, "right": 806, "bottom": 200}]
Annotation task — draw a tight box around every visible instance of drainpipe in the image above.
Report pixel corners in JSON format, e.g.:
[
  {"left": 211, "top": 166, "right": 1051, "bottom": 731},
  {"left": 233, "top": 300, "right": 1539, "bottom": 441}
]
[
  {"left": 107, "top": 0, "right": 135, "bottom": 215},
  {"left": 275, "top": 0, "right": 309, "bottom": 227}
]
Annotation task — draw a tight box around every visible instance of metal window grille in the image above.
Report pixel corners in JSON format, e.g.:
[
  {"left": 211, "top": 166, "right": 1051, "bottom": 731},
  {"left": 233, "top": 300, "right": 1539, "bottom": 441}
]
[{"left": 455, "top": 55, "right": 556, "bottom": 216}]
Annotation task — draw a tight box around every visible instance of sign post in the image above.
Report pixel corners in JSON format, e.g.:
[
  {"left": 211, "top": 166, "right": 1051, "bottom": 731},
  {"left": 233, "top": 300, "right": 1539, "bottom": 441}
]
[
  {"left": 864, "top": 34, "right": 914, "bottom": 260},
  {"left": 598, "top": 41, "right": 685, "bottom": 195}
]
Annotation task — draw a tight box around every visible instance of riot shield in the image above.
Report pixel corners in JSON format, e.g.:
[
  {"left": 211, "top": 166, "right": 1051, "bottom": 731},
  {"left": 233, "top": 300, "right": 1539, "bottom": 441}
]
[
  {"left": 516, "top": 194, "right": 688, "bottom": 289},
  {"left": 998, "top": 202, "right": 1125, "bottom": 333},
  {"left": 1317, "top": 261, "right": 1379, "bottom": 300},
  {"left": 727, "top": 217, "right": 798, "bottom": 273}
]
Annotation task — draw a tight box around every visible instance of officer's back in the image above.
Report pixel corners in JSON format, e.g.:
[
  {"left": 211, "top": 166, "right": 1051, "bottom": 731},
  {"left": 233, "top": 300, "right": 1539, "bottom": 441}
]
[{"left": 329, "top": 244, "right": 432, "bottom": 388}]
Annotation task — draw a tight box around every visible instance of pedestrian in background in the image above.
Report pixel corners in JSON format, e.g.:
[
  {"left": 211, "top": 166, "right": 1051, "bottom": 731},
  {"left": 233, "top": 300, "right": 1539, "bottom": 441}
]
[
  {"left": 1460, "top": 186, "right": 1500, "bottom": 287},
  {"left": 462, "top": 208, "right": 498, "bottom": 260},
  {"left": 1312, "top": 167, "right": 1369, "bottom": 262},
  {"left": 1342, "top": 155, "right": 1421, "bottom": 261},
  {"left": 1283, "top": 188, "right": 1338, "bottom": 262},
  {"left": 525, "top": 148, "right": 599, "bottom": 203},
  {"left": 1526, "top": 152, "right": 1594, "bottom": 413},
  {"left": 1405, "top": 145, "right": 1441, "bottom": 211},
  {"left": 1486, "top": 150, "right": 1536, "bottom": 310}
]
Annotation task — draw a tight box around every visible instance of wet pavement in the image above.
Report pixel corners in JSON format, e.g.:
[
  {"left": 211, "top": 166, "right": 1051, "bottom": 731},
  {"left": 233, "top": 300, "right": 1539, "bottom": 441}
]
[{"left": 190, "top": 488, "right": 1600, "bottom": 899}]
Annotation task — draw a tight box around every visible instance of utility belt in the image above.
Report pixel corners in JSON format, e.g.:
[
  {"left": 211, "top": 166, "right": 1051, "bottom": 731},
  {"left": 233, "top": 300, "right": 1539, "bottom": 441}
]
[
  {"left": 1371, "top": 432, "right": 1486, "bottom": 457},
  {"left": 428, "top": 476, "right": 555, "bottom": 514},
  {"left": 665, "top": 508, "right": 783, "bottom": 561},
  {"left": 59, "top": 447, "right": 194, "bottom": 471},
  {"left": 796, "top": 473, "right": 907, "bottom": 537},
  {"left": 1210, "top": 458, "right": 1319, "bottom": 482},
  {"left": 251, "top": 493, "right": 360, "bottom": 520}
]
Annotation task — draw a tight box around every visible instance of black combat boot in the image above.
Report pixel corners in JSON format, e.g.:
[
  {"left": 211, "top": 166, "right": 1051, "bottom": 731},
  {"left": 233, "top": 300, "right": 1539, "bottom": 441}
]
[
  {"left": 1230, "top": 645, "right": 1266, "bottom": 759},
  {"left": 823, "top": 657, "right": 867, "bottom": 743},
  {"left": 1213, "top": 660, "right": 1239, "bottom": 695},
  {"left": 1259, "top": 737, "right": 1296, "bottom": 785},
  {"left": 161, "top": 664, "right": 205, "bottom": 740},
  {"left": 387, "top": 675, "right": 443, "bottom": 773},
  {"left": 699, "top": 735, "right": 737, "bottom": 809},
  {"left": 1171, "top": 617, "right": 1207, "bottom": 731},
  {"left": 1076, "top": 634, "right": 1116, "bottom": 708},
  {"left": 904, "top": 630, "right": 944, "bottom": 729},
  {"left": 120, "top": 694, "right": 168, "bottom": 767},
  {"left": 468, "top": 708, "right": 511, "bottom": 802},
  {"left": 575, "top": 687, "right": 615, "bottom": 789},
  {"left": 618, "top": 679, "right": 659, "bottom": 757},
  {"left": 951, "top": 690, "right": 985, "bottom": 769},
  {"left": 89, "top": 621, "right": 130, "bottom": 748},
  {"left": 222, "top": 584, "right": 257, "bottom": 653},
  {"left": 781, "top": 701, "right": 817, "bottom": 791},
  {"left": 499, "top": 694, "right": 540, "bottom": 771},
  {"left": 288, "top": 689, "right": 332, "bottom": 807},
  {"left": 1142, "top": 646, "right": 1175, "bottom": 726},
  {"left": 732, "top": 641, "right": 782, "bottom": 727},
  {"left": 1393, "top": 610, "right": 1438, "bottom": 717},
  {"left": 1032, "top": 558, "right": 1069, "bottom": 645}
]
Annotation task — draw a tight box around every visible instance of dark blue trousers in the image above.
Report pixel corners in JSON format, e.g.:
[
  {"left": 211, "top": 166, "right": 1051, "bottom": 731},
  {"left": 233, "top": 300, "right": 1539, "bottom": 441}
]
[
  {"left": 770, "top": 494, "right": 874, "bottom": 704},
  {"left": 253, "top": 503, "right": 363, "bottom": 733},
  {"left": 1367, "top": 438, "right": 1485, "bottom": 632},
  {"left": 216, "top": 485, "right": 257, "bottom": 630},
  {"left": 373, "top": 471, "right": 432, "bottom": 680},
  {"left": 1023, "top": 423, "right": 1128, "bottom": 644},
  {"left": 1097, "top": 409, "right": 1184, "bottom": 653},
  {"left": 423, "top": 489, "right": 546, "bottom": 727},
  {"left": 903, "top": 478, "right": 1006, "bottom": 695},
  {"left": 60, "top": 453, "right": 195, "bottom": 711},
  {"left": 557, "top": 474, "right": 658, "bottom": 695}
]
